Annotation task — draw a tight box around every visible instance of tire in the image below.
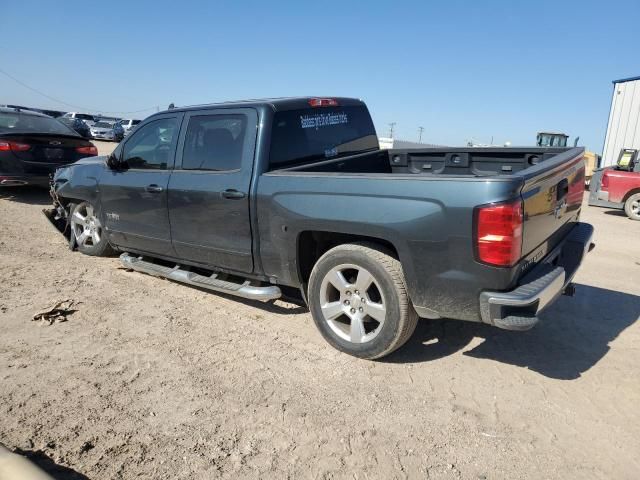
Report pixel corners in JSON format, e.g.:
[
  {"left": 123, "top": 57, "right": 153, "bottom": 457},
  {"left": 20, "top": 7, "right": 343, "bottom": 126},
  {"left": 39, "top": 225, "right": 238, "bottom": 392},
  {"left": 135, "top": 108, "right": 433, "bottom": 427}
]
[
  {"left": 70, "top": 201, "right": 115, "bottom": 256},
  {"left": 624, "top": 193, "right": 640, "bottom": 221},
  {"left": 308, "top": 242, "right": 418, "bottom": 360}
]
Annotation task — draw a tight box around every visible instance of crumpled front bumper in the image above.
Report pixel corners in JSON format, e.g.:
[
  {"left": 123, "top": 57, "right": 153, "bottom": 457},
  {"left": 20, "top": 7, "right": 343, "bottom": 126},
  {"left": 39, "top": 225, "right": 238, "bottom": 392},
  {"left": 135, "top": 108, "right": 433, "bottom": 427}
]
[
  {"left": 42, "top": 178, "right": 73, "bottom": 244},
  {"left": 479, "top": 222, "right": 594, "bottom": 331}
]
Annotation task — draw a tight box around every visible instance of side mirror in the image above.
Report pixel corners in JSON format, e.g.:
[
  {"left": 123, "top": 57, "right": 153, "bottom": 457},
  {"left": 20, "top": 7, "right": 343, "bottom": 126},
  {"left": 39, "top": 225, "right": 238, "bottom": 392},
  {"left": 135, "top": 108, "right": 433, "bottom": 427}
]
[{"left": 106, "top": 153, "right": 124, "bottom": 170}]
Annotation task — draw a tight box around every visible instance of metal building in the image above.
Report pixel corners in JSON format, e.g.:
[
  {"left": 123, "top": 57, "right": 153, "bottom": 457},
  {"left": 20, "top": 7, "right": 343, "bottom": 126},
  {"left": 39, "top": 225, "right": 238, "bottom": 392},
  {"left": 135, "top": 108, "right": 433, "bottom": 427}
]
[{"left": 602, "top": 75, "right": 640, "bottom": 166}]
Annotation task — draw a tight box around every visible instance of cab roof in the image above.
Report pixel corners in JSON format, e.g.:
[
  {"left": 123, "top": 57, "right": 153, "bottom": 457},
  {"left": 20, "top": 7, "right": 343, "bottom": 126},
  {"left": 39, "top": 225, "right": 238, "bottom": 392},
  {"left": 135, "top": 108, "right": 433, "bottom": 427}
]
[{"left": 162, "top": 97, "right": 365, "bottom": 114}]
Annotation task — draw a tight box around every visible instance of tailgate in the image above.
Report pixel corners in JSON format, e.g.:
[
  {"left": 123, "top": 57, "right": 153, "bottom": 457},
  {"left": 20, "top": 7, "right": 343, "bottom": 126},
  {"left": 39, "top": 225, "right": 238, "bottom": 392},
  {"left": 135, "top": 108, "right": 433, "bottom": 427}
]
[{"left": 519, "top": 147, "right": 585, "bottom": 258}]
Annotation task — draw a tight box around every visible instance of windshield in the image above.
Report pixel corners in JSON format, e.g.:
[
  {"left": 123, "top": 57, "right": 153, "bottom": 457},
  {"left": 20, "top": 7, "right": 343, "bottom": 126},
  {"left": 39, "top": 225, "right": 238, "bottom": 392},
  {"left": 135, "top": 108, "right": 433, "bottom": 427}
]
[
  {"left": 269, "top": 105, "right": 378, "bottom": 170},
  {"left": 0, "top": 112, "right": 79, "bottom": 136},
  {"left": 94, "top": 121, "right": 112, "bottom": 128}
]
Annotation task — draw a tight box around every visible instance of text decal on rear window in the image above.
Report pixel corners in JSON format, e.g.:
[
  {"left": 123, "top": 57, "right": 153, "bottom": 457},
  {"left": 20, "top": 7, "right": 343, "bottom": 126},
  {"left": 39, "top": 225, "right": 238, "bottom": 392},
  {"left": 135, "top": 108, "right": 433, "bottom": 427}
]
[{"left": 300, "top": 112, "right": 348, "bottom": 129}]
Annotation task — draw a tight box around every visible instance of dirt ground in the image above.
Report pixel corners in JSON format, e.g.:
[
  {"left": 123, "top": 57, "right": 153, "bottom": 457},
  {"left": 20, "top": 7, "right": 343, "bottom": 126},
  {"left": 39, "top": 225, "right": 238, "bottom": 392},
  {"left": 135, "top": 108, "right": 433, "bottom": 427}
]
[{"left": 1, "top": 146, "right": 639, "bottom": 479}]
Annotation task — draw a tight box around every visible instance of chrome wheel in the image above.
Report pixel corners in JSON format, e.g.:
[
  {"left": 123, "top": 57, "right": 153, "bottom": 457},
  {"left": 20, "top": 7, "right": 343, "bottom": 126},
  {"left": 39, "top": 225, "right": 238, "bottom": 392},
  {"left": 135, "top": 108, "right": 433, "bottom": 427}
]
[
  {"left": 625, "top": 193, "right": 640, "bottom": 221},
  {"left": 71, "top": 203, "right": 103, "bottom": 247},
  {"left": 319, "top": 263, "right": 386, "bottom": 344}
]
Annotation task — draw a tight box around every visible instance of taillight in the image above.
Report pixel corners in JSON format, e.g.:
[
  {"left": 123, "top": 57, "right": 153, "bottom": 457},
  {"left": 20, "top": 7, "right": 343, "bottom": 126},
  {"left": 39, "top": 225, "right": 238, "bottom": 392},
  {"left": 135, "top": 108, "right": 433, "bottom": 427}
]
[
  {"left": 76, "top": 145, "right": 98, "bottom": 156},
  {"left": 475, "top": 199, "right": 523, "bottom": 267},
  {"left": 308, "top": 98, "right": 339, "bottom": 107},
  {"left": 600, "top": 172, "right": 609, "bottom": 191},
  {"left": 0, "top": 141, "right": 31, "bottom": 152}
]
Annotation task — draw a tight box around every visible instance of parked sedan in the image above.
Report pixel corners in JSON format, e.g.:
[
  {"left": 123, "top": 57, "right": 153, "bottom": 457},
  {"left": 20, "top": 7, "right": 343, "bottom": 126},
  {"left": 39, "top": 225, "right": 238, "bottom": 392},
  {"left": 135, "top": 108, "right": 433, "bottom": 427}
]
[
  {"left": 0, "top": 107, "right": 97, "bottom": 187},
  {"left": 90, "top": 121, "right": 124, "bottom": 142},
  {"left": 57, "top": 117, "right": 92, "bottom": 138},
  {"left": 119, "top": 118, "right": 141, "bottom": 137}
]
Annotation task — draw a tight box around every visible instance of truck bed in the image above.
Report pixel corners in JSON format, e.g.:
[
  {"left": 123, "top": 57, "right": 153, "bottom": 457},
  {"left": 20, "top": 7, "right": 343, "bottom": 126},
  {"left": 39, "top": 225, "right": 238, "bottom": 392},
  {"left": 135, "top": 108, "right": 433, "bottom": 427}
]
[{"left": 278, "top": 146, "right": 574, "bottom": 177}]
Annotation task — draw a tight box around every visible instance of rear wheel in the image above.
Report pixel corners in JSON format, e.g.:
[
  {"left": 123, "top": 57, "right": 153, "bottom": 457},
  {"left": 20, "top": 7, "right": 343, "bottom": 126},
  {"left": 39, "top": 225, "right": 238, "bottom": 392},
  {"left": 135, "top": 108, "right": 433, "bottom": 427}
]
[
  {"left": 624, "top": 193, "right": 640, "bottom": 220},
  {"left": 308, "top": 243, "right": 418, "bottom": 360},
  {"left": 70, "top": 201, "right": 115, "bottom": 256}
]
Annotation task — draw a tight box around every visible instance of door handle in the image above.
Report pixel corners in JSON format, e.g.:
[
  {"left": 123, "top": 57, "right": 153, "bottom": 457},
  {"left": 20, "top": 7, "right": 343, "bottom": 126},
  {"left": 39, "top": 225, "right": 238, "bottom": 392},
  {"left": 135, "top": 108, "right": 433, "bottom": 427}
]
[
  {"left": 221, "top": 189, "right": 246, "bottom": 199},
  {"left": 145, "top": 184, "right": 163, "bottom": 193}
]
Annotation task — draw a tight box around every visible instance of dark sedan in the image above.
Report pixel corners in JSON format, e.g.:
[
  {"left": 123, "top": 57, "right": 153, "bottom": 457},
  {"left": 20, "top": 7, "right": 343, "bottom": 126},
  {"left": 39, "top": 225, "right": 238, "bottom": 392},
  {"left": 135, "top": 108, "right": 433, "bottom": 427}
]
[
  {"left": 0, "top": 107, "right": 98, "bottom": 187},
  {"left": 57, "top": 116, "right": 92, "bottom": 138}
]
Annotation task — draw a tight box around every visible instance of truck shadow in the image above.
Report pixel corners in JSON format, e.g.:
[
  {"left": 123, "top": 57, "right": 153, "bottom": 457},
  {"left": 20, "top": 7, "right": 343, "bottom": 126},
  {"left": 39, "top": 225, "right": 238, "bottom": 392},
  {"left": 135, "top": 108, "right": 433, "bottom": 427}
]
[
  {"left": 0, "top": 186, "right": 51, "bottom": 205},
  {"left": 603, "top": 209, "right": 628, "bottom": 217},
  {"left": 386, "top": 284, "right": 639, "bottom": 380},
  {"left": 11, "top": 448, "right": 90, "bottom": 480}
]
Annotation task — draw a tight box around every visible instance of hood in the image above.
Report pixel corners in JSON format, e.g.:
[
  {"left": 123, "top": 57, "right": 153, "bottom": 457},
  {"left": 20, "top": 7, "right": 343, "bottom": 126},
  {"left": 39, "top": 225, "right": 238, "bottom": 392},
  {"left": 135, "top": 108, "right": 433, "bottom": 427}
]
[
  {"left": 75, "top": 155, "right": 107, "bottom": 165},
  {"left": 53, "top": 155, "right": 107, "bottom": 182}
]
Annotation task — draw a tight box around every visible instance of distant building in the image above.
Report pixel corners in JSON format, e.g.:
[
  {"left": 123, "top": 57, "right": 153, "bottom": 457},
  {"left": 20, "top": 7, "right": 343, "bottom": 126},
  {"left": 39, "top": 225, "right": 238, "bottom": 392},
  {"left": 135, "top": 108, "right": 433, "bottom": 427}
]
[{"left": 602, "top": 75, "right": 640, "bottom": 167}]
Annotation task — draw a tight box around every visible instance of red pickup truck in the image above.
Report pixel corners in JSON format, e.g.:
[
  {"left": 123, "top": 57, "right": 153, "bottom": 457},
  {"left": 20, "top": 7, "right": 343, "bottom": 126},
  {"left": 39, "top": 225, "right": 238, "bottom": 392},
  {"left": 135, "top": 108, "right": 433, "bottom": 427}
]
[{"left": 589, "top": 149, "right": 640, "bottom": 220}]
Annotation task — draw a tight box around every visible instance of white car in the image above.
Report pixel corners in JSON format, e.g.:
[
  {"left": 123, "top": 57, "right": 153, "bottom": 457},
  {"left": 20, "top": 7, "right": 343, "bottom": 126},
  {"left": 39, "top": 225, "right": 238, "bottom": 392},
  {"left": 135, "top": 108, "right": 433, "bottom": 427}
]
[
  {"left": 90, "top": 121, "right": 124, "bottom": 142},
  {"left": 119, "top": 118, "right": 141, "bottom": 136},
  {"left": 61, "top": 112, "right": 96, "bottom": 127}
]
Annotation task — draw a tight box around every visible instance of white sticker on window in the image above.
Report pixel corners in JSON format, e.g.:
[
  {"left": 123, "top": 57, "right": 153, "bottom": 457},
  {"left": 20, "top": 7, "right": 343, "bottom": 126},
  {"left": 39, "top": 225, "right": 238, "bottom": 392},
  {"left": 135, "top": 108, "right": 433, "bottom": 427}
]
[{"left": 300, "top": 112, "right": 348, "bottom": 129}]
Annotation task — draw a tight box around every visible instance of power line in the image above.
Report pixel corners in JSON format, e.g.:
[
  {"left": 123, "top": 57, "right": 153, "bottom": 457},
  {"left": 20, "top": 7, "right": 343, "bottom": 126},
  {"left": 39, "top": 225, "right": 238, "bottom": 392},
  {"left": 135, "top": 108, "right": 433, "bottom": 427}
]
[{"left": 0, "top": 68, "right": 159, "bottom": 115}]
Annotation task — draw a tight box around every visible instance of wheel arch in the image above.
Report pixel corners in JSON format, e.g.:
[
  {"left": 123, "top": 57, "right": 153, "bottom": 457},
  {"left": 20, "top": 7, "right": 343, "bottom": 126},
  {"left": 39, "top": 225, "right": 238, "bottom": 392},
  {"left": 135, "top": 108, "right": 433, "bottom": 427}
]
[
  {"left": 296, "top": 230, "right": 400, "bottom": 290},
  {"left": 622, "top": 188, "right": 640, "bottom": 203}
]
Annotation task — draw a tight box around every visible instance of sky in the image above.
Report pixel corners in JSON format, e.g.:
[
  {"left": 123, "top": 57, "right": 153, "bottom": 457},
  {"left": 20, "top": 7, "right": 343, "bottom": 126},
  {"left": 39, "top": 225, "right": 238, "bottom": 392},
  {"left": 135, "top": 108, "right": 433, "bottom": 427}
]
[{"left": 1, "top": 0, "right": 639, "bottom": 152}]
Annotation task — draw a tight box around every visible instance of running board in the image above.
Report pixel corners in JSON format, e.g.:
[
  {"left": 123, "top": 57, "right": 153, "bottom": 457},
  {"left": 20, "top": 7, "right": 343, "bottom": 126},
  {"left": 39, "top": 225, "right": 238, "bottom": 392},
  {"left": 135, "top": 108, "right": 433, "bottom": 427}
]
[{"left": 119, "top": 253, "right": 281, "bottom": 301}]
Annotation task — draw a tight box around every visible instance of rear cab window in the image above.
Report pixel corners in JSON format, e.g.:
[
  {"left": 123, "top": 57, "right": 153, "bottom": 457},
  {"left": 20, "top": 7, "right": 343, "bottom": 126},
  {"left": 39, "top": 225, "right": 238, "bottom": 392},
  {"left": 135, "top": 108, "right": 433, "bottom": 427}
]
[{"left": 268, "top": 104, "right": 378, "bottom": 170}]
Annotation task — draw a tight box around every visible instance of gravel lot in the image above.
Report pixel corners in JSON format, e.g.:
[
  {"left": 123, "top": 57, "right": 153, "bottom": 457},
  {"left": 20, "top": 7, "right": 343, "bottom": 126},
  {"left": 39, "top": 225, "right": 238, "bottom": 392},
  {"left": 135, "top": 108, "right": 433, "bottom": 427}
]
[{"left": 1, "top": 146, "right": 639, "bottom": 479}]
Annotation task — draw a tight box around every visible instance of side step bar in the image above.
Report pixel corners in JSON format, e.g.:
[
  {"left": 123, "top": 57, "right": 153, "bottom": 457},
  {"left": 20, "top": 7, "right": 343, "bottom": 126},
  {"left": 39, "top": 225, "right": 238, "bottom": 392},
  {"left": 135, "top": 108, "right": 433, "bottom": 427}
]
[{"left": 120, "top": 253, "right": 281, "bottom": 301}]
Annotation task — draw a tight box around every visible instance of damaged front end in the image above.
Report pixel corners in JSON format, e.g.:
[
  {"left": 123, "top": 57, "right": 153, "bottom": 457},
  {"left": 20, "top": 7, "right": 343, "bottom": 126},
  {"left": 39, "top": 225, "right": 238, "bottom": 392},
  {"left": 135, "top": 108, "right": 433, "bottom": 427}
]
[
  {"left": 43, "top": 172, "right": 75, "bottom": 249},
  {"left": 42, "top": 156, "right": 106, "bottom": 250}
]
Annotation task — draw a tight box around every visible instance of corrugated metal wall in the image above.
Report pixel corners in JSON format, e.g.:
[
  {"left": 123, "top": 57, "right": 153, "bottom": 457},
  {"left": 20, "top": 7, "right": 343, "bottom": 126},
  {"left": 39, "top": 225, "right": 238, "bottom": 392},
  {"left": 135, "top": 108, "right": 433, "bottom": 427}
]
[{"left": 602, "top": 78, "right": 640, "bottom": 166}]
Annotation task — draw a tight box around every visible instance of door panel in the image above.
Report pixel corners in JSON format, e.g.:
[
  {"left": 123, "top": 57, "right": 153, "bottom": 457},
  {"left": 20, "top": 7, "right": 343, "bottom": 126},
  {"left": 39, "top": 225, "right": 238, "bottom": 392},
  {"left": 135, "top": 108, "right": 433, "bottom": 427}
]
[
  {"left": 99, "top": 115, "right": 180, "bottom": 256},
  {"left": 168, "top": 108, "right": 257, "bottom": 273}
]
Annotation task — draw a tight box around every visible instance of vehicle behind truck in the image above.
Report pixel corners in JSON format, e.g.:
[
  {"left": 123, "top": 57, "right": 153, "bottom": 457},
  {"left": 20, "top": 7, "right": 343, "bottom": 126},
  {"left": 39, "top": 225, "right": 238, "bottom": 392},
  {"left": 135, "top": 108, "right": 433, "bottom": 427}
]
[{"left": 47, "top": 97, "right": 594, "bottom": 359}]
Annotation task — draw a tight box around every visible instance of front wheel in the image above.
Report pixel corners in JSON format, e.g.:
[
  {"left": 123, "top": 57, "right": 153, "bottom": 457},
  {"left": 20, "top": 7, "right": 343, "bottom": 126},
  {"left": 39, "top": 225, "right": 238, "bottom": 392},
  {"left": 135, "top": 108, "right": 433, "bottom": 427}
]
[
  {"left": 70, "top": 201, "right": 115, "bottom": 256},
  {"left": 308, "top": 243, "right": 418, "bottom": 360},
  {"left": 624, "top": 193, "right": 640, "bottom": 220}
]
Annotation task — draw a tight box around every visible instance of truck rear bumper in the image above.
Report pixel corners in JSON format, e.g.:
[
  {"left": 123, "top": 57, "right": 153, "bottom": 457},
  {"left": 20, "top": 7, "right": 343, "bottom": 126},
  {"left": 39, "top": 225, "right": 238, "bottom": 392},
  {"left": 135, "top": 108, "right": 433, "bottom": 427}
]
[{"left": 479, "top": 222, "right": 594, "bottom": 331}]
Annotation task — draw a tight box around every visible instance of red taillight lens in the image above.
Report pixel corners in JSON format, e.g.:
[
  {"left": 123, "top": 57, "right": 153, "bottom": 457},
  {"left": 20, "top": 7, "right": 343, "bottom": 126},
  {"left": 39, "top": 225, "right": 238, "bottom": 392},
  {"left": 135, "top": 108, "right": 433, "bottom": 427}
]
[
  {"left": 0, "top": 141, "right": 31, "bottom": 152},
  {"left": 11, "top": 142, "right": 31, "bottom": 152},
  {"left": 600, "top": 172, "right": 609, "bottom": 191},
  {"left": 475, "top": 200, "right": 523, "bottom": 267},
  {"left": 76, "top": 145, "right": 98, "bottom": 156},
  {"left": 308, "top": 98, "right": 339, "bottom": 107}
]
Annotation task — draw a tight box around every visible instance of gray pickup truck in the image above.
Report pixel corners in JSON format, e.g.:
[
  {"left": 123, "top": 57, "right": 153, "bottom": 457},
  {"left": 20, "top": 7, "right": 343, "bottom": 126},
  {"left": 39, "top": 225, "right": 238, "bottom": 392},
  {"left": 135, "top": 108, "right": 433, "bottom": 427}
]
[{"left": 48, "top": 97, "right": 594, "bottom": 359}]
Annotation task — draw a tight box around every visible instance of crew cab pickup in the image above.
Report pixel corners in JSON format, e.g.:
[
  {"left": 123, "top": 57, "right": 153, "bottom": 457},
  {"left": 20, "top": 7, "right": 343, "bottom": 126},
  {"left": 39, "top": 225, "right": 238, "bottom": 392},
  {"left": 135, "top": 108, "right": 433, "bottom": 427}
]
[{"left": 48, "top": 97, "right": 594, "bottom": 359}]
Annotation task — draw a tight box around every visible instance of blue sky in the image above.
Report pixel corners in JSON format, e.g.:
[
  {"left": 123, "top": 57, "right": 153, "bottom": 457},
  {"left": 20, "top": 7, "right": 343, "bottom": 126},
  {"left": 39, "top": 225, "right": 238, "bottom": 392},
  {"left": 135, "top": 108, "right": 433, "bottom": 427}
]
[{"left": 1, "top": 0, "right": 638, "bottom": 151}]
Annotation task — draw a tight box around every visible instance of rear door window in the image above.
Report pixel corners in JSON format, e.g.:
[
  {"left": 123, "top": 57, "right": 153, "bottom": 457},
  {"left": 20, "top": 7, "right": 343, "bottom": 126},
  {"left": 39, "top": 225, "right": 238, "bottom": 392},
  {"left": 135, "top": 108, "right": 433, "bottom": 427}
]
[
  {"left": 269, "top": 105, "right": 378, "bottom": 170},
  {"left": 181, "top": 114, "right": 247, "bottom": 171}
]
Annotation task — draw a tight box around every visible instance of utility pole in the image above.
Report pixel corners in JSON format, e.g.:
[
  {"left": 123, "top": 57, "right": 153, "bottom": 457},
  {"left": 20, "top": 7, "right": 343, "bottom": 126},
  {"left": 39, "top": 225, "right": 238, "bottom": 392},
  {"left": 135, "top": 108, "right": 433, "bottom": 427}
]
[
  {"left": 418, "top": 126, "right": 424, "bottom": 143},
  {"left": 388, "top": 122, "right": 396, "bottom": 139}
]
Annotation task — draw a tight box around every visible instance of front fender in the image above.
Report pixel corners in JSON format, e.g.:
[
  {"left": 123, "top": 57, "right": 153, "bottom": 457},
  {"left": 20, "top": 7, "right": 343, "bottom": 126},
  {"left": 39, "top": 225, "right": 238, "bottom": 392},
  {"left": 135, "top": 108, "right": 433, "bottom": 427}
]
[{"left": 53, "top": 157, "right": 107, "bottom": 206}]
